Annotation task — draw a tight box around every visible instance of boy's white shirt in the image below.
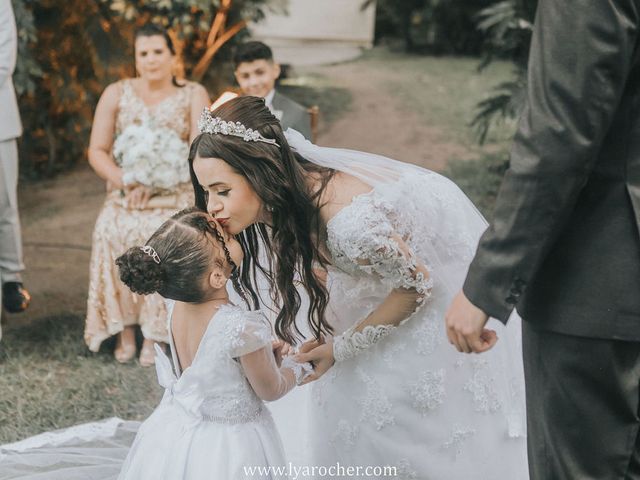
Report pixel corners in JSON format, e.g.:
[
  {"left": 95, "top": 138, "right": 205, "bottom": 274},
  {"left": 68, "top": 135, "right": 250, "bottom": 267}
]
[{"left": 264, "top": 89, "right": 283, "bottom": 120}]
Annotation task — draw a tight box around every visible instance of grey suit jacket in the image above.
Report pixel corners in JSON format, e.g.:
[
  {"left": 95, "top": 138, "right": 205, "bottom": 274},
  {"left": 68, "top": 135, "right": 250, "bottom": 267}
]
[
  {"left": 463, "top": 0, "right": 640, "bottom": 341},
  {"left": 0, "top": 0, "right": 22, "bottom": 142},
  {"left": 271, "top": 90, "right": 311, "bottom": 140}
]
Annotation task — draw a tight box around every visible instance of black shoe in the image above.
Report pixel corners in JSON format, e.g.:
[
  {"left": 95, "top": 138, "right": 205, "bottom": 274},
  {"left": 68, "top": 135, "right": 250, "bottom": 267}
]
[{"left": 2, "top": 282, "right": 31, "bottom": 313}]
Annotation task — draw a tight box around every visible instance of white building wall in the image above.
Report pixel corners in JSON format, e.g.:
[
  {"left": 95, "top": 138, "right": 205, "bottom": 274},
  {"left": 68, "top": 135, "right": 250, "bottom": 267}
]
[{"left": 250, "top": 0, "right": 376, "bottom": 47}]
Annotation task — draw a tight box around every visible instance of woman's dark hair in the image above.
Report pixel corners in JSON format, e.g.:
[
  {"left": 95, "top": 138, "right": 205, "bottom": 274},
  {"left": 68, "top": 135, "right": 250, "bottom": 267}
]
[
  {"left": 188, "top": 96, "right": 335, "bottom": 344},
  {"left": 134, "top": 23, "right": 184, "bottom": 88},
  {"left": 116, "top": 208, "right": 243, "bottom": 303}
]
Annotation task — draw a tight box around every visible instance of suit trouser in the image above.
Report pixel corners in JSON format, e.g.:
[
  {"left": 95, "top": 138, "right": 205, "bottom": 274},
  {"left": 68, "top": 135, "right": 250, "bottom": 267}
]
[
  {"left": 523, "top": 321, "right": 640, "bottom": 479},
  {"left": 0, "top": 138, "right": 25, "bottom": 321}
]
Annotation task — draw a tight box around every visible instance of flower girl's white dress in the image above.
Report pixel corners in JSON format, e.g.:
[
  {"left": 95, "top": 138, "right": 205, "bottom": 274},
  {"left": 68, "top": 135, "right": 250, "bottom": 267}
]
[
  {"left": 118, "top": 303, "right": 289, "bottom": 479},
  {"left": 0, "top": 304, "right": 291, "bottom": 480}
]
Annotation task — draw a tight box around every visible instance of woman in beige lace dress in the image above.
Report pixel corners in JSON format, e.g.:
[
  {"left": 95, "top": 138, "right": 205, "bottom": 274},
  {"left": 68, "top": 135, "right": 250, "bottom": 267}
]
[{"left": 84, "top": 23, "right": 209, "bottom": 366}]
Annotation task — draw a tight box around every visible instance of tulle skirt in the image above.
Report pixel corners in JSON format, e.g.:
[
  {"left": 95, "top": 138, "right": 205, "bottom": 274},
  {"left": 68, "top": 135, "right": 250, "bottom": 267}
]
[
  {"left": 1, "top": 406, "right": 288, "bottom": 480},
  {"left": 119, "top": 403, "right": 287, "bottom": 479}
]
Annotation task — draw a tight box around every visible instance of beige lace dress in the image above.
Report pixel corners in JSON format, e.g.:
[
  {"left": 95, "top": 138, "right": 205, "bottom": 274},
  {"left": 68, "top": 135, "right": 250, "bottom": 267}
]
[{"left": 84, "top": 79, "right": 196, "bottom": 352}]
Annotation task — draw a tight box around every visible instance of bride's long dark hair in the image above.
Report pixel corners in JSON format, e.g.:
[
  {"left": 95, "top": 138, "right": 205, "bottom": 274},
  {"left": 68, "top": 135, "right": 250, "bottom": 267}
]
[{"left": 188, "top": 96, "right": 335, "bottom": 344}]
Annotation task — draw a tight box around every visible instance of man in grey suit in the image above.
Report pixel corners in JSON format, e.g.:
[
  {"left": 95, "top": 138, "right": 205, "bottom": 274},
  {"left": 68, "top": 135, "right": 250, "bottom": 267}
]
[
  {"left": 233, "top": 41, "right": 312, "bottom": 140},
  {"left": 0, "top": 0, "right": 30, "bottom": 330},
  {"left": 446, "top": 0, "right": 640, "bottom": 478}
]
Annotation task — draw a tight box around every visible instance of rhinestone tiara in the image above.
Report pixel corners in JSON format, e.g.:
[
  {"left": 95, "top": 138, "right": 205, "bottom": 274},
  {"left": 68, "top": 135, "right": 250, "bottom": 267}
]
[{"left": 198, "top": 108, "right": 280, "bottom": 147}]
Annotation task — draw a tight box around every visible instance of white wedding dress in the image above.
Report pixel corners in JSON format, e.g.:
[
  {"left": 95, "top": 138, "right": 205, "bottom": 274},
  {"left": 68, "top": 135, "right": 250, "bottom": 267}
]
[
  {"left": 0, "top": 304, "right": 290, "bottom": 479},
  {"left": 278, "top": 131, "right": 530, "bottom": 479}
]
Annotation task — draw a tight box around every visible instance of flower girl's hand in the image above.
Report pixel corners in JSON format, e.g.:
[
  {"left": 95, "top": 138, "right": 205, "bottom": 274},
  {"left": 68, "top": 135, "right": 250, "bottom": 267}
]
[
  {"left": 274, "top": 338, "right": 319, "bottom": 368},
  {"left": 124, "top": 184, "right": 152, "bottom": 209},
  {"left": 272, "top": 340, "right": 287, "bottom": 368},
  {"left": 294, "top": 342, "right": 335, "bottom": 384},
  {"left": 298, "top": 338, "right": 323, "bottom": 354}
]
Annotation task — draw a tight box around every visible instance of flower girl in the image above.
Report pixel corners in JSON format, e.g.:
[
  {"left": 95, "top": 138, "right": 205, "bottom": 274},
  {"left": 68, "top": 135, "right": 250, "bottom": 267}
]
[
  {"left": 0, "top": 207, "right": 309, "bottom": 479},
  {"left": 113, "top": 207, "right": 309, "bottom": 479}
]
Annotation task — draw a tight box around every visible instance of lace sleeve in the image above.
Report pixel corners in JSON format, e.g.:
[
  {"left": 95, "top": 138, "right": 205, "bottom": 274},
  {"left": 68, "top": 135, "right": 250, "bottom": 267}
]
[
  {"left": 329, "top": 202, "right": 434, "bottom": 362},
  {"left": 227, "top": 310, "right": 273, "bottom": 358},
  {"left": 240, "top": 348, "right": 312, "bottom": 401},
  {"left": 331, "top": 200, "right": 433, "bottom": 298},
  {"left": 357, "top": 231, "right": 433, "bottom": 298}
]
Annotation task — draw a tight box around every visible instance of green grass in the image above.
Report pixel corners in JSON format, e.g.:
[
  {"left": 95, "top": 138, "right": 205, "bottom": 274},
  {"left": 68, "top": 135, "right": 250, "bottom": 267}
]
[
  {"left": 360, "top": 48, "right": 517, "bottom": 150},
  {"left": 444, "top": 151, "right": 510, "bottom": 218},
  {"left": 0, "top": 315, "right": 162, "bottom": 443}
]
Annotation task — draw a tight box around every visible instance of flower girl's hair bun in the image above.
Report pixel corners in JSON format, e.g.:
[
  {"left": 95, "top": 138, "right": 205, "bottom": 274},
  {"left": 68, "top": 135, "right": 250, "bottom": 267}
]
[
  {"left": 116, "top": 246, "right": 165, "bottom": 295},
  {"left": 115, "top": 207, "right": 244, "bottom": 304}
]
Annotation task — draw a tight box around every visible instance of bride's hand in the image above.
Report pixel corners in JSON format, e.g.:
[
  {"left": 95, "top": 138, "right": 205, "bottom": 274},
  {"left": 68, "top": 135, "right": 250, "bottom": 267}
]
[
  {"left": 298, "top": 338, "right": 323, "bottom": 354},
  {"left": 294, "top": 342, "right": 335, "bottom": 384},
  {"left": 273, "top": 338, "right": 322, "bottom": 369}
]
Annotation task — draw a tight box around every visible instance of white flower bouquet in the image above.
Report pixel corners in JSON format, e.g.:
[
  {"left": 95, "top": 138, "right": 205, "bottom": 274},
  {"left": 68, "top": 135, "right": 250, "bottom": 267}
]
[{"left": 113, "top": 120, "right": 190, "bottom": 192}]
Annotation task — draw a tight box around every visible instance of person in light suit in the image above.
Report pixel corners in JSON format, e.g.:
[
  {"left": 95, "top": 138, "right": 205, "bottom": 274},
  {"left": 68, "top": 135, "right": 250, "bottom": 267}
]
[
  {"left": 233, "top": 41, "right": 312, "bottom": 140},
  {"left": 0, "top": 0, "right": 31, "bottom": 333}
]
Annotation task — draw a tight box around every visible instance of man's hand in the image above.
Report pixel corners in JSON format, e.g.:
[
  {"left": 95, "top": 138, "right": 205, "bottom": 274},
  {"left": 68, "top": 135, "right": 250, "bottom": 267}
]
[{"left": 445, "top": 290, "right": 496, "bottom": 354}]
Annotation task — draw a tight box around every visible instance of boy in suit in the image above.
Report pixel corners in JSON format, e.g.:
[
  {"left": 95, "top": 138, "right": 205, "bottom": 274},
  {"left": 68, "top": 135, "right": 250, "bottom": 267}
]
[{"left": 233, "top": 41, "right": 312, "bottom": 140}]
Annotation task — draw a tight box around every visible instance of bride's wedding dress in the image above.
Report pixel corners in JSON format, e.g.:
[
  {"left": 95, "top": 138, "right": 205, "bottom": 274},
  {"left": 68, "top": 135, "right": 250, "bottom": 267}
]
[{"left": 283, "top": 130, "right": 530, "bottom": 479}]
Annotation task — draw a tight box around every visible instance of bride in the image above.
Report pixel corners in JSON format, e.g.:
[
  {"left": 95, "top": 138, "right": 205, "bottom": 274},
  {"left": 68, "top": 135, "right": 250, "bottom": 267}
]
[{"left": 191, "top": 96, "right": 528, "bottom": 478}]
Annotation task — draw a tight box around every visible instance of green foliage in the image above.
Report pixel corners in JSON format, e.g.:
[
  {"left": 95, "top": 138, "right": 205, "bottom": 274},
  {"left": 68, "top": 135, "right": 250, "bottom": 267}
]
[
  {"left": 444, "top": 152, "right": 510, "bottom": 218},
  {"left": 11, "top": 0, "right": 41, "bottom": 96},
  {"left": 363, "top": 0, "right": 494, "bottom": 55},
  {"left": 11, "top": 0, "right": 281, "bottom": 178},
  {"left": 471, "top": 0, "right": 536, "bottom": 143}
]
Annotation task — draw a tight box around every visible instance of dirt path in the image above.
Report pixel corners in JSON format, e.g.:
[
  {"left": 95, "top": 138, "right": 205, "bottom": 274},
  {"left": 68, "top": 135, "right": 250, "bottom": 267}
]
[
  {"left": 312, "top": 61, "right": 472, "bottom": 171},
  {"left": 4, "top": 58, "right": 472, "bottom": 331}
]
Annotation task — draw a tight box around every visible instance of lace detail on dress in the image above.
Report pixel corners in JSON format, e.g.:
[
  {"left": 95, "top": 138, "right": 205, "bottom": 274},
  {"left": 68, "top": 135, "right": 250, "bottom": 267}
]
[
  {"left": 441, "top": 425, "right": 476, "bottom": 460},
  {"left": 414, "top": 309, "right": 444, "bottom": 356},
  {"left": 199, "top": 396, "right": 264, "bottom": 424},
  {"left": 330, "top": 419, "right": 360, "bottom": 451},
  {"left": 356, "top": 367, "right": 395, "bottom": 430},
  {"left": 463, "top": 358, "right": 502, "bottom": 414},
  {"left": 326, "top": 190, "right": 435, "bottom": 363},
  {"left": 333, "top": 324, "right": 396, "bottom": 362},
  {"left": 195, "top": 358, "right": 265, "bottom": 421},
  {"left": 326, "top": 192, "right": 433, "bottom": 300},
  {"left": 382, "top": 339, "right": 407, "bottom": 367},
  {"left": 312, "top": 367, "right": 339, "bottom": 410},
  {"left": 395, "top": 459, "right": 419, "bottom": 480},
  {"left": 406, "top": 369, "right": 446, "bottom": 414},
  {"left": 216, "top": 306, "right": 272, "bottom": 358},
  {"left": 116, "top": 79, "right": 192, "bottom": 143}
]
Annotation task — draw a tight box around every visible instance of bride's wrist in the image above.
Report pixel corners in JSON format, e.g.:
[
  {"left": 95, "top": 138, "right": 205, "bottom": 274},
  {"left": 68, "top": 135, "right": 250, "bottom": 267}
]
[{"left": 333, "top": 323, "right": 396, "bottom": 363}]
